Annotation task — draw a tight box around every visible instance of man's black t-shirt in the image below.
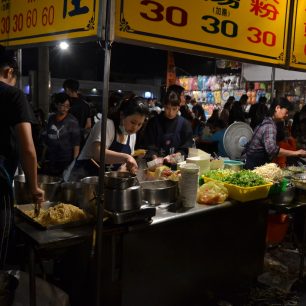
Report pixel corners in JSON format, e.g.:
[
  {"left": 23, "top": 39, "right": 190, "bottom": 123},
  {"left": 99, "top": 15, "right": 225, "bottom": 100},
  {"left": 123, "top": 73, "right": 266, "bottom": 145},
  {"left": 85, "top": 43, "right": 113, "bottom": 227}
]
[
  {"left": 0, "top": 81, "right": 36, "bottom": 165},
  {"left": 69, "top": 97, "right": 90, "bottom": 129}
]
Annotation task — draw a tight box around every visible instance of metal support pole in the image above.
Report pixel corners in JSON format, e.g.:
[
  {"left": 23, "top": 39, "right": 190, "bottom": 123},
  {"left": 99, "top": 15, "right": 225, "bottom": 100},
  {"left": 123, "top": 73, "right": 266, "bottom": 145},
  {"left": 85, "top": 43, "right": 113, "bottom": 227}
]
[
  {"left": 271, "top": 67, "right": 275, "bottom": 99},
  {"left": 95, "top": 0, "right": 113, "bottom": 305},
  {"left": 38, "top": 46, "right": 50, "bottom": 117},
  {"left": 16, "top": 49, "right": 22, "bottom": 90}
]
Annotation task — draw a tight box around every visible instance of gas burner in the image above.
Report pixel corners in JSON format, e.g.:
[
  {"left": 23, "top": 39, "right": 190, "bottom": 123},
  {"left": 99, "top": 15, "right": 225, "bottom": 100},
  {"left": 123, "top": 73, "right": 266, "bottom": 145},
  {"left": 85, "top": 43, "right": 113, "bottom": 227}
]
[{"left": 105, "top": 206, "right": 156, "bottom": 224}]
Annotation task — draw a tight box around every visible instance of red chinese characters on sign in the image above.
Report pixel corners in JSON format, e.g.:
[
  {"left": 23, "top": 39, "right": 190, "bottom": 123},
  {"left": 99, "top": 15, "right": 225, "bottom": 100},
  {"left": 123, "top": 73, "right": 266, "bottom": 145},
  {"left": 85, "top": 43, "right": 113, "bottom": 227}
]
[
  {"left": 250, "top": 0, "right": 279, "bottom": 21},
  {"left": 247, "top": 0, "right": 280, "bottom": 48}
]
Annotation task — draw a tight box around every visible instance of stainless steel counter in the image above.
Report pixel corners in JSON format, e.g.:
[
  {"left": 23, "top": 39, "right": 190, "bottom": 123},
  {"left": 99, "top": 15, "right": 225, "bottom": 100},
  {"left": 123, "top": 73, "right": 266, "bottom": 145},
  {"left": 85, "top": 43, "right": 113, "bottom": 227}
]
[
  {"left": 152, "top": 201, "right": 233, "bottom": 224},
  {"left": 101, "top": 200, "right": 269, "bottom": 306}
]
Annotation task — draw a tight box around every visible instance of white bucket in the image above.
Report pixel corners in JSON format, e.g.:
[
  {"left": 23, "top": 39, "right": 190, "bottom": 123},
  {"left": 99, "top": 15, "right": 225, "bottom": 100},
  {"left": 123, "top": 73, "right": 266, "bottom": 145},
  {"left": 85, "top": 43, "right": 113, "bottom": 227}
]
[{"left": 186, "top": 156, "right": 210, "bottom": 175}]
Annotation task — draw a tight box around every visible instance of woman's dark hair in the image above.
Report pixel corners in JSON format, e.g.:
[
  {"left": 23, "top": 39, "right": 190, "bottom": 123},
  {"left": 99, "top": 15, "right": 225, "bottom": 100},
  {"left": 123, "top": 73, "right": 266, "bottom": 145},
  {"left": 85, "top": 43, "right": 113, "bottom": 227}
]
[
  {"left": 0, "top": 45, "right": 19, "bottom": 77},
  {"left": 164, "top": 84, "right": 184, "bottom": 107},
  {"left": 62, "top": 79, "right": 79, "bottom": 92},
  {"left": 258, "top": 96, "right": 267, "bottom": 104},
  {"left": 269, "top": 97, "right": 293, "bottom": 116},
  {"left": 110, "top": 96, "right": 149, "bottom": 132},
  {"left": 239, "top": 94, "right": 248, "bottom": 105},
  {"left": 223, "top": 97, "right": 235, "bottom": 110},
  {"left": 52, "top": 92, "right": 70, "bottom": 105}
]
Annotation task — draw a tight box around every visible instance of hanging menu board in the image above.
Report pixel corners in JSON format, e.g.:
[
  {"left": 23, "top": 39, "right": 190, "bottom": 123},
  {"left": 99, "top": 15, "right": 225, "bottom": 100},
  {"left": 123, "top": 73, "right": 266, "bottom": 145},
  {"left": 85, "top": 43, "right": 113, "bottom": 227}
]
[
  {"left": 0, "top": 0, "right": 100, "bottom": 47},
  {"left": 289, "top": 0, "right": 306, "bottom": 70},
  {"left": 115, "top": 0, "right": 290, "bottom": 66}
]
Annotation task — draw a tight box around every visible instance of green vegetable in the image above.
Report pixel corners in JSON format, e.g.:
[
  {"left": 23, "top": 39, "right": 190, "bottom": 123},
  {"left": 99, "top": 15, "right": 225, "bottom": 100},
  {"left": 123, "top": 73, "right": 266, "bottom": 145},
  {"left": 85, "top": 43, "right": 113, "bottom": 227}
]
[
  {"left": 202, "top": 169, "right": 234, "bottom": 181},
  {"left": 203, "top": 169, "right": 267, "bottom": 187}
]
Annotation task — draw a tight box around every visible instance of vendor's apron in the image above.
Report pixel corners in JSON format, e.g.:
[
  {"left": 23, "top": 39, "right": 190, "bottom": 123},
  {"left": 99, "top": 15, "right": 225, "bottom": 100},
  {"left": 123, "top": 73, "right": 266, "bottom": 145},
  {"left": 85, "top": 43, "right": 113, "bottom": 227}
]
[
  {"left": 107, "top": 134, "right": 131, "bottom": 171},
  {"left": 244, "top": 121, "right": 273, "bottom": 170},
  {"left": 158, "top": 116, "right": 184, "bottom": 155},
  {"left": 71, "top": 134, "right": 131, "bottom": 180},
  {"left": 245, "top": 151, "right": 270, "bottom": 170}
]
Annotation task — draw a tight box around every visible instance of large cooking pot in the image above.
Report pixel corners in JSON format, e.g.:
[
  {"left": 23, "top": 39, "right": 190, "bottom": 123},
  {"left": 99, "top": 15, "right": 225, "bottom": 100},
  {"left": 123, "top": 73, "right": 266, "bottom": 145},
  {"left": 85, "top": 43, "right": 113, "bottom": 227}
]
[
  {"left": 60, "top": 181, "right": 82, "bottom": 205},
  {"left": 80, "top": 176, "right": 99, "bottom": 215},
  {"left": 140, "top": 180, "right": 178, "bottom": 205},
  {"left": 14, "top": 174, "right": 61, "bottom": 203},
  {"left": 104, "top": 186, "right": 142, "bottom": 211},
  {"left": 104, "top": 171, "right": 138, "bottom": 189}
]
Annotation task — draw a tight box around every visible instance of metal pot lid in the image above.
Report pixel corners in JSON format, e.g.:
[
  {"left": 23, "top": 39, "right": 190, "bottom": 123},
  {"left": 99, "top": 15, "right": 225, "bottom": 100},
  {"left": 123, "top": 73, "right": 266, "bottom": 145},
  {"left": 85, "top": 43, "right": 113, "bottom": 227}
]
[{"left": 223, "top": 122, "right": 253, "bottom": 160}]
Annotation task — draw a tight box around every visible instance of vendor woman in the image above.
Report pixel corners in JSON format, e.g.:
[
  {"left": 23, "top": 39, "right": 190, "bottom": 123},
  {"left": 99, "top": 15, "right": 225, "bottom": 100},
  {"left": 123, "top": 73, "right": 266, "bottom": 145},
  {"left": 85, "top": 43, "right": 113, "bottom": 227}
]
[
  {"left": 244, "top": 97, "right": 306, "bottom": 169},
  {"left": 143, "top": 84, "right": 193, "bottom": 161},
  {"left": 69, "top": 96, "right": 149, "bottom": 180}
]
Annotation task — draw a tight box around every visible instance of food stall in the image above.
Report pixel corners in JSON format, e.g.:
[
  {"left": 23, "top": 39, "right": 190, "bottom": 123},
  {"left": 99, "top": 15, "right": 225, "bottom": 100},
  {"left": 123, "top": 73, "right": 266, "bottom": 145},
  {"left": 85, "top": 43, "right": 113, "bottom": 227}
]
[
  {"left": 3, "top": 1, "right": 306, "bottom": 306},
  {"left": 15, "top": 200, "right": 268, "bottom": 306}
]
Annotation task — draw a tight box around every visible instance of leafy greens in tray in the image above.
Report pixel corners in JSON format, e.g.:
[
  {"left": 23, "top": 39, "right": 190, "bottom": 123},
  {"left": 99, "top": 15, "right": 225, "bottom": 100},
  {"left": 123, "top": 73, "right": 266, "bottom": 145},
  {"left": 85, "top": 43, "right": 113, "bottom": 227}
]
[{"left": 204, "top": 170, "right": 267, "bottom": 187}]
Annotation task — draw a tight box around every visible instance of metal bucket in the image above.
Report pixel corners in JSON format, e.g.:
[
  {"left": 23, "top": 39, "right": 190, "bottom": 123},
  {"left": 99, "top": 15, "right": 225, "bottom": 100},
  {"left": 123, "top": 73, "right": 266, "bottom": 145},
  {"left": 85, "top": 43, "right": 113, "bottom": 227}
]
[
  {"left": 14, "top": 174, "right": 61, "bottom": 204},
  {"left": 60, "top": 181, "right": 82, "bottom": 205},
  {"left": 104, "top": 171, "right": 138, "bottom": 189},
  {"left": 80, "top": 176, "right": 99, "bottom": 215},
  {"left": 104, "top": 185, "right": 142, "bottom": 211},
  {"left": 140, "top": 180, "right": 178, "bottom": 205}
]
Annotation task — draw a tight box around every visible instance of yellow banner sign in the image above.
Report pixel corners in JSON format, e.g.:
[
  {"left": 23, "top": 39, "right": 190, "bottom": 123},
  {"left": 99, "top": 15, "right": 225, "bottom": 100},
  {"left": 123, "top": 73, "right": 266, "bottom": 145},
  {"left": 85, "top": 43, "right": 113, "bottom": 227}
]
[
  {"left": 0, "top": 0, "right": 100, "bottom": 47},
  {"left": 289, "top": 0, "right": 306, "bottom": 70},
  {"left": 115, "top": 0, "right": 290, "bottom": 65}
]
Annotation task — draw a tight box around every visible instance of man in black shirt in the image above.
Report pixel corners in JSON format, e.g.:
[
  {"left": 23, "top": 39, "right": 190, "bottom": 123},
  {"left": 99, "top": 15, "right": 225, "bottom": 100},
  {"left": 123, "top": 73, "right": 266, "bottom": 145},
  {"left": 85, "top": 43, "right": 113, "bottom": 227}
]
[
  {"left": 63, "top": 79, "right": 92, "bottom": 134},
  {"left": 144, "top": 84, "right": 193, "bottom": 159},
  {"left": 0, "top": 45, "right": 44, "bottom": 266}
]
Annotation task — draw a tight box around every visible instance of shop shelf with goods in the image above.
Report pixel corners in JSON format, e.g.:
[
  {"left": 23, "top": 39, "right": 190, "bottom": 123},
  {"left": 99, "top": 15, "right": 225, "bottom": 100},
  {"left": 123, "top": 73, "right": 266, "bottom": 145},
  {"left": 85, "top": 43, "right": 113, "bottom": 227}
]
[{"left": 177, "top": 74, "right": 247, "bottom": 119}]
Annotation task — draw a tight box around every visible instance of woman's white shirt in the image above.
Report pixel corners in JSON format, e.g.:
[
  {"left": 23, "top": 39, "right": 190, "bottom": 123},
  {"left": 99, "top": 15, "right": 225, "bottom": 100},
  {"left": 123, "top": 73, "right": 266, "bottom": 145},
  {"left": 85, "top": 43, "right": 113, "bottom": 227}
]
[{"left": 78, "top": 119, "right": 136, "bottom": 160}]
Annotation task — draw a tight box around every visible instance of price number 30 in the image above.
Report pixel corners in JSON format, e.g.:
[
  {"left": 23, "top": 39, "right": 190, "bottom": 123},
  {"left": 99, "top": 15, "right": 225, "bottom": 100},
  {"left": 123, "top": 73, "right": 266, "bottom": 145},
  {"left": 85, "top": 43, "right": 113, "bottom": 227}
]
[{"left": 140, "top": 0, "right": 187, "bottom": 27}]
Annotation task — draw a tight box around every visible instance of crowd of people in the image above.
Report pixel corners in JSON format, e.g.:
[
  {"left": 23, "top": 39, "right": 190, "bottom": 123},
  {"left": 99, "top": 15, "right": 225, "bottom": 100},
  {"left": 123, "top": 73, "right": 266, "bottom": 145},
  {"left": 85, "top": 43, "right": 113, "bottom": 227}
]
[
  {"left": 1, "top": 44, "right": 306, "bottom": 197},
  {"left": 29, "top": 82, "right": 306, "bottom": 182}
]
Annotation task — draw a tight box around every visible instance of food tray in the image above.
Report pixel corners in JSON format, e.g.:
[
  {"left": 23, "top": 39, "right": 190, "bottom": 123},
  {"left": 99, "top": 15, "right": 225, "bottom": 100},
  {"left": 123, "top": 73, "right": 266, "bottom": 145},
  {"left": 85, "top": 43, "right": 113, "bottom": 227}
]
[
  {"left": 15, "top": 202, "right": 94, "bottom": 230},
  {"left": 203, "top": 177, "right": 273, "bottom": 202}
]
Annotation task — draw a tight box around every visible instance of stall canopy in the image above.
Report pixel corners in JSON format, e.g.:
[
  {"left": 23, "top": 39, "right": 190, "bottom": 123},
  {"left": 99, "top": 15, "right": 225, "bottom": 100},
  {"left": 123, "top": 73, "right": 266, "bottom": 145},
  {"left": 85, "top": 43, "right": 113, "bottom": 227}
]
[{"left": 242, "top": 63, "right": 306, "bottom": 82}]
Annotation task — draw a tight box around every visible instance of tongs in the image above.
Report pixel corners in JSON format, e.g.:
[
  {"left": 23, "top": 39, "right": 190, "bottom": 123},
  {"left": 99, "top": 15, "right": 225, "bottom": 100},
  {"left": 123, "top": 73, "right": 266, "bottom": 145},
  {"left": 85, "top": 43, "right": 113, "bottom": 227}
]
[{"left": 34, "top": 202, "right": 40, "bottom": 217}]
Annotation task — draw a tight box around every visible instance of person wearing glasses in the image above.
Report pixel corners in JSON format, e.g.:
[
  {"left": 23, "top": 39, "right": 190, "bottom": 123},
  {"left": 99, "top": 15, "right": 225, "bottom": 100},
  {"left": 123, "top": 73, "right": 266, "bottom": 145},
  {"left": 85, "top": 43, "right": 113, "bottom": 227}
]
[{"left": 41, "top": 92, "right": 80, "bottom": 176}]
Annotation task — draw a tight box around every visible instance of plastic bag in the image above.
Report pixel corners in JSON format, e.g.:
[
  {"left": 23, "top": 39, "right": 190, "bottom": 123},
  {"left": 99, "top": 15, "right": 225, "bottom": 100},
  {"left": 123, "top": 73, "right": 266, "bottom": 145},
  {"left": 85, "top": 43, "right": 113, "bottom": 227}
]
[
  {"left": 9, "top": 270, "right": 70, "bottom": 306},
  {"left": 197, "top": 181, "right": 228, "bottom": 205}
]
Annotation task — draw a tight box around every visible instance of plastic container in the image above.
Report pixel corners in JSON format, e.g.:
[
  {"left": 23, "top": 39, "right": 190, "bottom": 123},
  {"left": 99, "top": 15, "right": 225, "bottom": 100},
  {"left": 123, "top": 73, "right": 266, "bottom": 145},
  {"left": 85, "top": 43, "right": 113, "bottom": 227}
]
[
  {"left": 186, "top": 156, "right": 210, "bottom": 175},
  {"left": 180, "top": 164, "right": 199, "bottom": 208},
  {"left": 223, "top": 160, "right": 244, "bottom": 172},
  {"left": 203, "top": 176, "right": 273, "bottom": 202},
  {"left": 266, "top": 214, "right": 289, "bottom": 245}
]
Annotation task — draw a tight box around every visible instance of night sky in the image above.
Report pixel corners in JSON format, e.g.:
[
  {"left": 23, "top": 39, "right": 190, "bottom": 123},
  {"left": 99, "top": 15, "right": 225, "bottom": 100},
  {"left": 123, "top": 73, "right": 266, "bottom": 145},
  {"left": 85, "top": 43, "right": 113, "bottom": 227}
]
[{"left": 21, "top": 41, "right": 218, "bottom": 82}]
